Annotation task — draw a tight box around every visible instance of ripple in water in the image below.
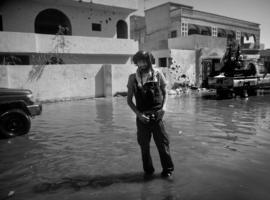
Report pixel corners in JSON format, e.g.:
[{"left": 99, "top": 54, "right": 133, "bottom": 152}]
[{"left": 1, "top": 95, "right": 270, "bottom": 199}]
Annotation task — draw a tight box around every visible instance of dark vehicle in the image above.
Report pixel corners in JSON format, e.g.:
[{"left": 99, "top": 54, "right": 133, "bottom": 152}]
[
  {"left": 202, "top": 46, "right": 270, "bottom": 98},
  {"left": 0, "top": 88, "right": 42, "bottom": 139}
]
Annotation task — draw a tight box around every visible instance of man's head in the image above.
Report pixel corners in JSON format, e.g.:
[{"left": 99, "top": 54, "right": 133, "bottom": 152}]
[{"left": 133, "top": 51, "right": 154, "bottom": 72}]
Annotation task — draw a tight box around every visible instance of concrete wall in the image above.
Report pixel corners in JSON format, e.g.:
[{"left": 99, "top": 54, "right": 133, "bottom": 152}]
[
  {"left": 0, "top": 31, "right": 138, "bottom": 56},
  {"left": 0, "top": 0, "right": 131, "bottom": 38},
  {"left": 168, "top": 49, "right": 196, "bottom": 87},
  {"left": 170, "top": 20, "right": 181, "bottom": 38},
  {"left": 30, "top": 54, "right": 130, "bottom": 65},
  {"left": 90, "top": 0, "right": 138, "bottom": 11},
  {"left": 151, "top": 49, "right": 171, "bottom": 66},
  {"left": 0, "top": 65, "right": 8, "bottom": 88},
  {"left": 144, "top": 30, "right": 169, "bottom": 51},
  {"left": 152, "top": 48, "right": 227, "bottom": 87},
  {"left": 0, "top": 32, "right": 37, "bottom": 53},
  {"left": 145, "top": 4, "right": 170, "bottom": 35},
  {"left": 0, "top": 63, "right": 136, "bottom": 102},
  {"left": 168, "top": 34, "right": 227, "bottom": 50},
  {"left": 182, "top": 8, "right": 260, "bottom": 32},
  {"left": 111, "top": 64, "right": 136, "bottom": 95},
  {"left": 151, "top": 49, "right": 196, "bottom": 88},
  {"left": 142, "top": 32, "right": 226, "bottom": 53}
]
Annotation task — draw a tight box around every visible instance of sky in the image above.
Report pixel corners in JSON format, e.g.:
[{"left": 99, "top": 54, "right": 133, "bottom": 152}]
[{"left": 135, "top": 0, "right": 270, "bottom": 49}]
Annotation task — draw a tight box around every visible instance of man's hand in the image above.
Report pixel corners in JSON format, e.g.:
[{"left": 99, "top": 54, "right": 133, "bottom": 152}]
[{"left": 138, "top": 113, "right": 150, "bottom": 124}]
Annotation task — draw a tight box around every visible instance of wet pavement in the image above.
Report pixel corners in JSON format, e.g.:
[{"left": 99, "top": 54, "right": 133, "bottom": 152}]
[{"left": 1, "top": 93, "right": 270, "bottom": 200}]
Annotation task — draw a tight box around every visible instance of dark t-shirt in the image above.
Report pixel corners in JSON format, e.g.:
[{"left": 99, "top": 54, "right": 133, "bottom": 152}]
[{"left": 127, "top": 69, "right": 167, "bottom": 111}]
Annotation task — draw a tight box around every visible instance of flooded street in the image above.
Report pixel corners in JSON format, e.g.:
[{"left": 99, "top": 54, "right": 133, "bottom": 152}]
[{"left": 1, "top": 93, "right": 270, "bottom": 200}]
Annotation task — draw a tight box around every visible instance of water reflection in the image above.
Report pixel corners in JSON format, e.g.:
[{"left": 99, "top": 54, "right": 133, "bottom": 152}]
[
  {"left": 1, "top": 95, "right": 270, "bottom": 199},
  {"left": 95, "top": 98, "right": 114, "bottom": 128},
  {"left": 33, "top": 172, "right": 161, "bottom": 193},
  {"left": 140, "top": 180, "right": 176, "bottom": 200}
]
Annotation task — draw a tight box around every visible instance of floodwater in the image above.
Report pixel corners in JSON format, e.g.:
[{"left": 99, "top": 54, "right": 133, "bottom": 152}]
[{"left": 1, "top": 93, "right": 270, "bottom": 200}]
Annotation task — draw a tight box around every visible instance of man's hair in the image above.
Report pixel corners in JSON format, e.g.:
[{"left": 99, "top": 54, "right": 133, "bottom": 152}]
[{"left": 133, "top": 51, "right": 154, "bottom": 66}]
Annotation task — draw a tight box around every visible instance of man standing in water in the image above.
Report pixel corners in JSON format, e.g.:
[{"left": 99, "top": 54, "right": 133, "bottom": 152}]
[{"left": 127, "top": 50, "right": 174, "bottom": 179}]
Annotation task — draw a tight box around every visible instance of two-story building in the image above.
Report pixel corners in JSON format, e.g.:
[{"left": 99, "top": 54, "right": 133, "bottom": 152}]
[
  {"left": 131, "top": 2, "right": 261, "bottom": 87},
  {"left": 0, "top": 0, "right": 138, "bottom": 101}
]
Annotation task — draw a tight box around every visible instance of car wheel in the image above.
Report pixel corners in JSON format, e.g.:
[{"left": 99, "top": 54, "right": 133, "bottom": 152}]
[{"left": 0, "top": 109, "right": 31, "bottom": 138}]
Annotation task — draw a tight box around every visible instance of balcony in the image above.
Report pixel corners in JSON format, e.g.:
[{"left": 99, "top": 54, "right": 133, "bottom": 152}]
[
  {"left": 172, "top": 7, "right": 260, "bottom": 32},
  {"left": 168, "top": 34, "right": 227, "bottom": 50},
  {"left": 0, "top": 31, "right": 138, "bottom": 55}
]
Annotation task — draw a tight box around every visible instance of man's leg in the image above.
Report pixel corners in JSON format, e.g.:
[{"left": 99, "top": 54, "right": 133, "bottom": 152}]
[
  {"left": 152, "top": 120, "right": 174, "bottom": 175},
  {"left": 136, "top": 118, "right": 155, "bottom": 174}
]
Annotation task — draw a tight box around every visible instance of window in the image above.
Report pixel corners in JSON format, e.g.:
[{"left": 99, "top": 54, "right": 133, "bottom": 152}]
[
  {"left": 152, "top": 57, "right": 155, "bottom": 65},
  {"left": 0, "top": 55, "right": 30, "bottom": 65},
  {"left": 0, "top": 15, "right": 2, "bottom": 31},
  {"left": 159, "top": 57, "right": 167, "bottom": 67},
  {"left": 181, "top": 23, "right": 188, "bottom": 37},
  {"left": 150, "top": 54, "right": 155, "bottom": 64},
  {"left": 92, "top": 23, "right": 101, "bottom": 31},
  {"left": 264, "top": 62, "right": 270, "bottom": 74},
  {"left": 35, "top": 9, "right": 72, "bottom": 35},
  {"left": 236, "top": 31, "right": 241, "bottom": 41},
  {"left": 170, "top": 30, "right": 177, "bottom": 38},
  {"left": 201, "top": 27, "right": 211, "bottom": 36},
  {"left": 212, "top": 27, "right": 217, "bottom": 37},
  {"left": 116, "top": 20, "right": 127, "bottom": 38}
]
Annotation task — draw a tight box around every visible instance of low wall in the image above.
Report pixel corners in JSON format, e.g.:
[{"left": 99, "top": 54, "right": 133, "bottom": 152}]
[
  {"left": 0, "top": 64, "right": 136, "bottom": 102},
  {"left": 168, "top": 35, "right": 227, "bottom": 50},
  {"left": 112, "top": 64, "right": 136, "bottom": 95},
  {"left": 0, "top": 32, "right": 138, "bottom": 55}
]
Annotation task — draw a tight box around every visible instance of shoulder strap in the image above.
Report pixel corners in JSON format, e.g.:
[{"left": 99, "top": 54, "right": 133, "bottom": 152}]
[{"left": 155, "top": 70, "right": 161, "bottom": 87}]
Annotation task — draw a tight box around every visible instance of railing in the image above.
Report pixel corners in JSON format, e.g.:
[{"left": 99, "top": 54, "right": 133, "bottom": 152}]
[
  {"left": 168, "top": 34, "right": 227, "bottom": 50},
  {"left": 0, "top": 31, "right": 138, "bottom": 55},
  {"left": 170, "top": 7, "right": 260, "bottom": 31}
]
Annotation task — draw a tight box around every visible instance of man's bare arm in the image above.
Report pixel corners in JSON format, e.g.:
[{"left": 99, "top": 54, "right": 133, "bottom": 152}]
[
  {"left": 127, "top": 86, "right": 140, "bottom": 116},
  {"left": 160, "top": 86, "right": 168, "bottom": 111}
]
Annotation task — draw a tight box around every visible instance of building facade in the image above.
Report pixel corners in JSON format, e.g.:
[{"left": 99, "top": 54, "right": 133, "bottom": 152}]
[
  {"left": 131, "top": 2, "right": 261, "bottom": 87},
  {"left": 0, "top": 0, "right": 139, "bottom": 101},
  {"left": 260, "top": 49, "right": 270, "bottom": 74}
]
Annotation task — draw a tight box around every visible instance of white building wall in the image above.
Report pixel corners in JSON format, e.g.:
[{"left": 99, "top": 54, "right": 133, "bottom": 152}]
[
  {"left": 0, "top": 0, "right": 131, "bottom": 38},
  {"left": 0, "top": 32, "right": 138, "bottom": 56},
  {"left": 0, "top": 0, "right": 139, "bottom": 101},
  {"left": 0, "top": 63, "right": 135, "bottom": 101},
  {"left": 151, "top": 49, "right": 196, "bottom": 88},
  {"left": 145, "top": 4, "right": 170, "bottom": 35},
  {"left": 170, "top": 49, "right": 196, "bottom": 86},
  {"left": 170, "top": 21, "right": 181, "bottom": 38},
  {"left": 182, "top": 18, "right": 259, "bottom": 37}
]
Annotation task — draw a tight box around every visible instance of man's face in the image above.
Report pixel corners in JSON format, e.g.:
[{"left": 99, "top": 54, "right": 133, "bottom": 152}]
[{"left": 137, "top": 60, "right": 148, "bottom": 72}]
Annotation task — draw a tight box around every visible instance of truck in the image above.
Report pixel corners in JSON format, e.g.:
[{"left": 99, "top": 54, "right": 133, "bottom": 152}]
[
  {"left": 201, "top": 46, "right": 270, "bottom": 98},
  {"left": 0, "top": 88, "right": 42, "bottom": 139}
]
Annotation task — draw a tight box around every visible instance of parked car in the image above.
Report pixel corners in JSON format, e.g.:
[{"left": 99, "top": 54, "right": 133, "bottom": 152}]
[{"left": 0, "top": 88, "right": 42, "bottom": 139}]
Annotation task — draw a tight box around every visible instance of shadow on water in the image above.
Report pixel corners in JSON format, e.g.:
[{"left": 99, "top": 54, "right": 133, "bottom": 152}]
[
  {"left": 201, "top": 94, "right": 230, "bottom": 100},
  {"left": 200, "top": 89, "right": 270, "bottom": 101},
  {"left": 33, "top": 172, "right": 166, "bottom": 193},
  {"left": 200, "top": 92, "right": 238, "bottom": 100}
]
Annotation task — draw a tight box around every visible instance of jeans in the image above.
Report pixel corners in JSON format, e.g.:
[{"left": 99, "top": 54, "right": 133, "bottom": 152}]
[{"left": 136, "top": 118, "right": 174, "bottom": 174}]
